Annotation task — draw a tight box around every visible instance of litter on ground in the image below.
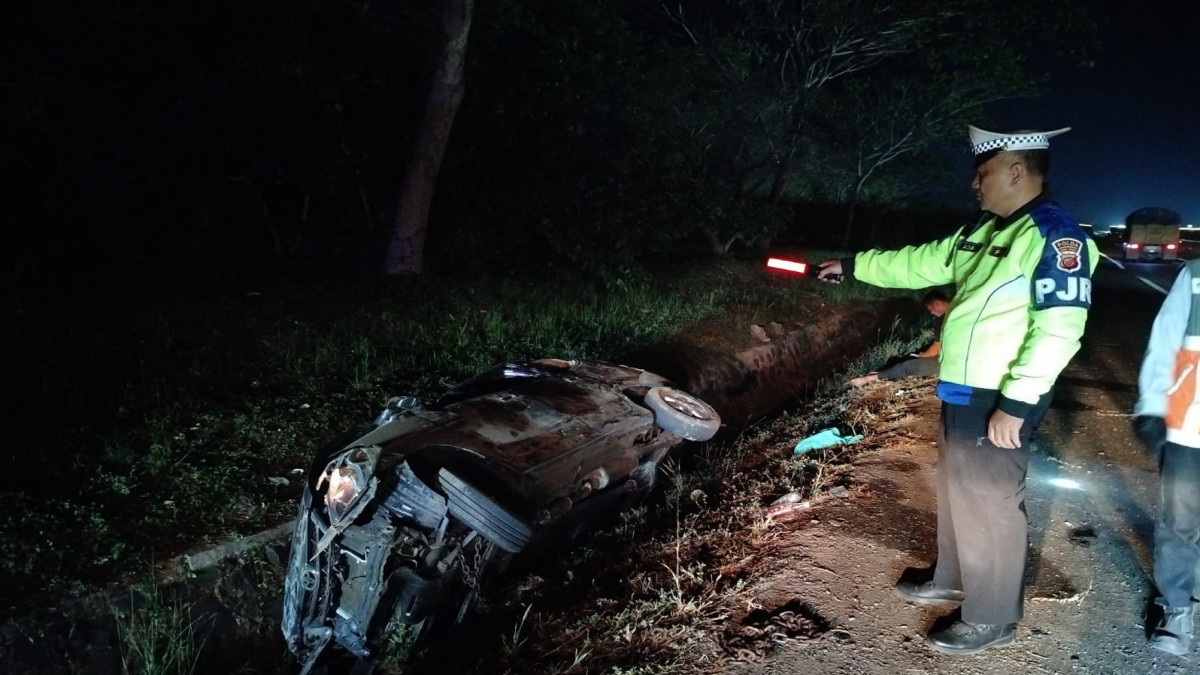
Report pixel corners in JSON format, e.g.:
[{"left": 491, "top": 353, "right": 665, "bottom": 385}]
[{"left": 794, "top": 427, "right": 864, "bottom": 455}]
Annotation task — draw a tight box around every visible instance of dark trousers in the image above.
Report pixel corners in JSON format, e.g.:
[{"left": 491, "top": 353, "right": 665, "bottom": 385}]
[
  {"left": 1155, "top": 442, "right": 1200, "bottom": 607},
  {"left": 879, "top": 355, "right": 939, "bottom": 381},
  {"left": 931, "top": 401, "right": 1042, "bottom": 625}
]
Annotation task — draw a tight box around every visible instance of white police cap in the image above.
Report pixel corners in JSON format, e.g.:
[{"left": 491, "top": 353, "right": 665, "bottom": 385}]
[{"left": 968, "top": 125, "right": 1070, "bottom": 155}]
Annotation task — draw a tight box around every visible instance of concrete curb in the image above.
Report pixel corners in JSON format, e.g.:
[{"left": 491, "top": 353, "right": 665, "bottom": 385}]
[{"left": 183, "top": 521, "right": 295, "bottom": 571}]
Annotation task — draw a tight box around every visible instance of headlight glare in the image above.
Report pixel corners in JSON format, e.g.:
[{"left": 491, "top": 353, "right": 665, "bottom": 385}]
[
  {"left": 325, "top": 465, "right": 363, "bottom": 520},
  {"left": 316, "top": 445, "right": 380, "bottom": 522}
]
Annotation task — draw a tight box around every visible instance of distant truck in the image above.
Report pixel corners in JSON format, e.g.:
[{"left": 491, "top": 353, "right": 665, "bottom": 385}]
[{"left": 1122, "top": 207, "right": 1182, "bottom": 262}]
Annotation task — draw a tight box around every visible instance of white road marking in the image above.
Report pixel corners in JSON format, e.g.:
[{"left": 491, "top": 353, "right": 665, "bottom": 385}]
[
  {"left": 1099, "top": 251, "right": 1170, "bottom": 296},
  {"left": 1138, "top": 277, "right": 1169, "bottom": 296}
]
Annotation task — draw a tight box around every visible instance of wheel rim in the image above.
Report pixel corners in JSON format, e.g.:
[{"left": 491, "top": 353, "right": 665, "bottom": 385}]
[{"left": 661, "top": 390, "right": 715, "bottom": 420}]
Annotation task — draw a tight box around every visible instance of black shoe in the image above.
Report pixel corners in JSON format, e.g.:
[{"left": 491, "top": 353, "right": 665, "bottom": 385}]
[
  {"left": 895, "top": 579, "right": 965, "bottom": 605},
  {"left": 925, "top": 620, "right": 1015, "bottom": 655}
]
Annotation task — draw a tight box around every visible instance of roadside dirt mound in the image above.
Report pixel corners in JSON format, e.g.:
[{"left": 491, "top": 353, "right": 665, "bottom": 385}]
[{"left": 627, "top": 296, "right": 924, "bottom": 431}]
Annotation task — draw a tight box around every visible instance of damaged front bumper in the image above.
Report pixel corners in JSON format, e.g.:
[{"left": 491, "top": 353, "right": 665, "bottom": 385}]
[{"left": 282, "top": 447, "right": 449, "bottom": 672}]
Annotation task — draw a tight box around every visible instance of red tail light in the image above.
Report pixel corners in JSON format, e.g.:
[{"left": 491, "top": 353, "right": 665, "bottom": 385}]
[{"left": 1167, "top": 244, "right": 1177, "bottom": 250}]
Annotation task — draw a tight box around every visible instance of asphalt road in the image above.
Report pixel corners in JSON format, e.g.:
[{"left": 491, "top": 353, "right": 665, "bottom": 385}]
[{"left": 1097, "top": 255, "right": 1185, "bottom": 297}]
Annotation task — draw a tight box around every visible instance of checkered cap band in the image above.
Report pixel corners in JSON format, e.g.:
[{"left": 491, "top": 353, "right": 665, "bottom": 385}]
[
  {"left": 971, "top": 133, "right": 1051, "bottom": 155},
  {"left": 968, "top": 125, "right": 1069, "bottom": 155}
]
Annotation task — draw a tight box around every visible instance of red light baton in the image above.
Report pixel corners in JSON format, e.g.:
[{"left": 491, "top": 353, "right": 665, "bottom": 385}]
[
  {"left": 766, "top": 257, "right": 809, "bottom": 274},
  {"left": 766, "top": 257, "right": 842, "bottom": 281}
]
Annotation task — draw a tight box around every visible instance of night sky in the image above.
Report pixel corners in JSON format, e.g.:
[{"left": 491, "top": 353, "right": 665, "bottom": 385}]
[
  {"left": 988, "top": 1, "right": 1200, "bottom": 228},
  {"left": 5, "top": 1, "right": 1195, "bottom": 287}
]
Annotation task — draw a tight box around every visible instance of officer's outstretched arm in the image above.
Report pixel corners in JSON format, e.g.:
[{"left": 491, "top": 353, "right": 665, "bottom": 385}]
[{"left": 851, "top": 229, "right": 962, "bottom": 289}]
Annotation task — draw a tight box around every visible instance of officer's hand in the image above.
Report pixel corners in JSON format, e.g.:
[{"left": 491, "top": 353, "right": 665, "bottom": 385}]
[
  {"left": 1133, "top": 415, "right": 1167, "bottom": 456},
  {"left": 816, "top": 260, "right": 843, "bottom": 283},
  {"left": 988, "top": 409, "right": 1024, "bottom": 449}
]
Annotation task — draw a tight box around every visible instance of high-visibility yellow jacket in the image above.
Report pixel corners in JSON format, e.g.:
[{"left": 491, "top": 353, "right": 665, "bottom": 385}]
[{"left": 845, "top": 193, "right": 1098, "bottom": 418}]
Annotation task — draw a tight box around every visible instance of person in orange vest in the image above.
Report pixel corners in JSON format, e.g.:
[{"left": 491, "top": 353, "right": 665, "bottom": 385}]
[{"left": 1134, "top": 258, "right": 1200, "bottom": 655}]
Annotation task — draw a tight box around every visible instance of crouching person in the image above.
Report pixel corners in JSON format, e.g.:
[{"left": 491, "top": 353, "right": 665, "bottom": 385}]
[{"left": 1134, "top": 258, "right": 1200, "bottom": 655}]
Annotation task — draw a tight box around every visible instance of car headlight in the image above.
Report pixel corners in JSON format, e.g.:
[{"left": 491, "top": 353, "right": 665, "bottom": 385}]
[{"left": 316, "top": 445, "right": 380, "bottom": 522}]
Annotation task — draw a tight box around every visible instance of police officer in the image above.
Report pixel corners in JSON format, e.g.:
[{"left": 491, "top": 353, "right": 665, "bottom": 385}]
[{"left": 817, "top": 125, "right": 1098, "bottom": 655}]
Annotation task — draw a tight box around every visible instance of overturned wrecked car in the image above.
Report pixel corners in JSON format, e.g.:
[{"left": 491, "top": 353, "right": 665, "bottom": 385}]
[{"left": 282, "top": 359, "right": 721, "bottom": 672}]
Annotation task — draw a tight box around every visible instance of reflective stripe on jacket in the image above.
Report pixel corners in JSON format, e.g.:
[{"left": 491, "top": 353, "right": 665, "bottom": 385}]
[{"left": 850, "top": 194, "right": 1097, "bottom": 418}]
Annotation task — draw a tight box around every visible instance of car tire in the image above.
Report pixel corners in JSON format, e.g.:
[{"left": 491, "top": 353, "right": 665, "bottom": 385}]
[
  {"left": 438, "top": 468, "right": 532, "bottom": 553},
  {"left": 644, "top": 387, "right": 721, "bottom": 442}
]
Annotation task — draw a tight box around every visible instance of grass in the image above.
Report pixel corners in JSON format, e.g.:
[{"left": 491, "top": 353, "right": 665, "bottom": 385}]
[
  {"left": 113, "top": 584, "right": 207, "bottom": 675},
  {"left": 4, "top": 253, "right": 918, "bottom": 605},
  {"left": 500, "top": 604, "right": 534, "bottom": 656}
]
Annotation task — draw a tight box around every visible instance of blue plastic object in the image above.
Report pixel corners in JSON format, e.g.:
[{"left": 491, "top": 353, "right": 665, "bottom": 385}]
[{"left": 794, "top": 427, "right": 864, "bottom": 454}]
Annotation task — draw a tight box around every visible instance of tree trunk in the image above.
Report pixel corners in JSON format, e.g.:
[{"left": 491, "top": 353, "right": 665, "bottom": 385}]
[
  {"left": 704, "top": 229, "right": 741, "bottom": 256},
  {"left": 768, "top": 156, "right": 788, "bottom": 204},
  {"left": 384, "top": 0, "right": 474, "bottom": 276},
  {"left": 841, "top": 165, "right": 880, "bottom": 249}
]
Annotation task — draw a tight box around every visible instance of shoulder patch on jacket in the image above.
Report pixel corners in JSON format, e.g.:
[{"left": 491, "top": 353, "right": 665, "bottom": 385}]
[{"left": 1030, "top": 202, "right": 1093, "bottom": 310}]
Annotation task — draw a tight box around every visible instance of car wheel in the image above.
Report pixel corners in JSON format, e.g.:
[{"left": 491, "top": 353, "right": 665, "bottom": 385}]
[
  {"left": 438, "top": 468, "right": 532, "bottom": 553},
  {"left": 644, "top": 387, "right": 720, "bottom": 442}
]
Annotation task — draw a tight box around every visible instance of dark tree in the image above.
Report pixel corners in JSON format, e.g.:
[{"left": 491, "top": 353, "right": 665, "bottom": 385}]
[{"left": 385, "top": 0, "right": 475, "bottom": 276}]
